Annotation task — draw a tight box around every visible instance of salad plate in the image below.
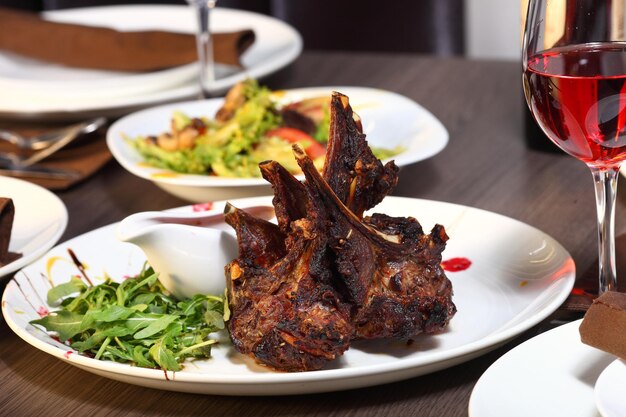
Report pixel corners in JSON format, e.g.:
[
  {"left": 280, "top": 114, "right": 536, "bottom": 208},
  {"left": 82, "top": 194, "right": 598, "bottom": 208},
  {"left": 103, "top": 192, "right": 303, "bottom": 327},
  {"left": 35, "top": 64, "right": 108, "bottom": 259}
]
[
  {"left": 106, "top": 87, "right": 449, "bottom": 202},
  {"left": 0, "top": 177, "right": 68, "bottom": 279},
  {"left": 3, "top": 196, "right": 574, "bottom": 395},
  {"left": 0, "top": 5, "right": 302, "bottom": 120},
  {"left": 469, "top": 319, "right": 614, "bottom": 417}
]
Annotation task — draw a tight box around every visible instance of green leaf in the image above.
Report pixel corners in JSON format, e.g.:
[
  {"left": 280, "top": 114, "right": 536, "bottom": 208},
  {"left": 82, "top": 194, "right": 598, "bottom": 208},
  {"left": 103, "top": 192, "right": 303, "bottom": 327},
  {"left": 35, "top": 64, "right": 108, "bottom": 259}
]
[
  {"left": 34, "top": 261, "right": 226, "bottom": 371},
  {"left": 90, "top": 305, "right": 136, "bottom": 322},
  {"left": 123, "top": 312, "right": 163, "bottom": 333},
  {"left": 149, "top": 337, "right": 182, "bottom": 371},
  {"left": 177, "top": 339, "right": 217, "bottom": 358},
  {"left": 127, "top": 272, "right": 159, "bottom": 299},
  {"left": 178, "top": 296, "right": 205, "bottom": 316},
  {"left": 132, "top": 345, "right": 154, "bottom": 368},
  {"left": 132, "top": 293, "right": 158, "bottom": 306},
  {"left": 95, "top": 336, "right": 112, "bottom": 360},
  {"left": 133, "top": 315, "right": 178, "bottom": 339},
  {"left": 71, "top": 333, "right": 107, "bottom": 351},
  {"left": 203, "top": 310, "right": 225, "bottom": 330},
  {"left": 46, "top": 277, "right": 86, "bottom": 306},
  {"left": 31, "top": 310, "right": 85, "bottom": 341},
  {"left": 101, "top": 345, "right": 134, "bottom": 362},
  {"left": 98, "top": 325, "right": 134, "bottom": 338}
]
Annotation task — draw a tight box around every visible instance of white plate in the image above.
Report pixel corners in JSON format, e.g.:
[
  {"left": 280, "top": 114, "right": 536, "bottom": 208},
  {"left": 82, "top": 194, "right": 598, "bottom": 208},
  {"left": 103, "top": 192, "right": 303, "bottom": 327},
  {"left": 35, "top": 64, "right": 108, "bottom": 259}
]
[
  {"left": 0, "top": 177, "right": 68, "bottom": 279},
  {"left": 106, "top": 87, "right": 449, "bottom": 202},
  {"left": 469, "top": 319, "right": 616, "bottom": 417},
  {"left": 3, "top": 196, "right": 575, "bottom": 395},
  {"left": 0, "top": 5, "right": 302, "bottom": 120},
  {"left": 595, "top": 359, "right": 626, "bottom": 417}
]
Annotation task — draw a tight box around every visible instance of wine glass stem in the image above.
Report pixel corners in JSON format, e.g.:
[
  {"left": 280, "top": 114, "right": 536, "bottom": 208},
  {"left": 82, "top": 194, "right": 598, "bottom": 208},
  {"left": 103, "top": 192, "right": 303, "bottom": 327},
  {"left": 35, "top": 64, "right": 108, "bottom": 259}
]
[
  {"left": 191, "top": 0, "right": 216, "bottom": 97},
  {"left": 590, "top": 165, "right": 620, "bottom": 294}
]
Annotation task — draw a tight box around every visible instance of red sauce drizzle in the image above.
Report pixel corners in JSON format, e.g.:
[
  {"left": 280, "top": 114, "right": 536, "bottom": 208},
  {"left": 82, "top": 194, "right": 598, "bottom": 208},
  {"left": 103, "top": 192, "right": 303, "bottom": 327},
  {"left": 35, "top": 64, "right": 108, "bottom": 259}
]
[
  {"left": 441, "top": 257, "right": 472, "bottom": 272},
  {"left": 64, "top": 351, "right": 73, "bottom": 359},
  {"left": 192, "top": 202, "right": 214, "bottom": 212}
]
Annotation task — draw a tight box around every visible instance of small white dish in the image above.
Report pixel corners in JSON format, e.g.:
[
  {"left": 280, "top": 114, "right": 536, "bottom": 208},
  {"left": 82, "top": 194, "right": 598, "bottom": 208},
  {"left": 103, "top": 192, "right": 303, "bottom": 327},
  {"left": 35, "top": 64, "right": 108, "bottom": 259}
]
[
  {"left": 116, "top": 209, "right": 242, "bottom": 298},
  {"left": 0, "top": 177, "right": 68, "bottom": 279},
  {"left": 0, "top": 5, "right": 302, "bottom": 120},
  {"left": 106, "top": 86, "right": 449, "bottom": 202},
  {"left": 470, "top": 320, "right": 615, "bottom": 417},
  {"left": 3, "top": 196, "right": 574, "bottom": 395},
  {"left": 595, "top": 359, "right": 626, "bottom": 417}
]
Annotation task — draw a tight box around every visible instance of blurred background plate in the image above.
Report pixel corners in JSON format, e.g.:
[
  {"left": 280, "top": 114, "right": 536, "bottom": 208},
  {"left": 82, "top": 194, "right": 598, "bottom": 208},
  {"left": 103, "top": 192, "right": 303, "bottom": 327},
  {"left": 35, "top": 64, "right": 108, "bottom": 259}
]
[
  {"left": 0, "top": 5, "right": 302, "bottom": 120},
  {"left": 106, "top": 86, "right": 449, "bottom": 202}
]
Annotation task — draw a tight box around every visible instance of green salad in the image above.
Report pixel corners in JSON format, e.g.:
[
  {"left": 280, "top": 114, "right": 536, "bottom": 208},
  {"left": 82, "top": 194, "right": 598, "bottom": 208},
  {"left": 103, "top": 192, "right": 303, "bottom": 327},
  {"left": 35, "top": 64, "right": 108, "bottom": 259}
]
[
  {"left": 128, "top": 79, "right": 403, "bottom": 178},
  {"left": 31, "top": 264, "right": 228, "bottom": 371}
]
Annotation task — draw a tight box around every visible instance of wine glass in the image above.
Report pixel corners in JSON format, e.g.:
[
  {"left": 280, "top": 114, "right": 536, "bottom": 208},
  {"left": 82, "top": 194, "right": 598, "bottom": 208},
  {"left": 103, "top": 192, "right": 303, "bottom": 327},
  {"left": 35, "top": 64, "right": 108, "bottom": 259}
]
[
  {"left": 523, "top": 0, "right": 626, "bottom": 295},
  {"left": 186, "top": 0, "right": 217, "bottom": 97}
]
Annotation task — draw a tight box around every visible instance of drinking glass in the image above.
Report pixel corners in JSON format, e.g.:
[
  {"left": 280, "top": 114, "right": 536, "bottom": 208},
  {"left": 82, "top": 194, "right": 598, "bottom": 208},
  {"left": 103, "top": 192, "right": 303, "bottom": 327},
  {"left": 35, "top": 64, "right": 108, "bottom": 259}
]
[
  {"left": 186, "top": 0, "right": 217, "bottom": 97},
  {"left": 523, "top": 0, "right": 626, "bottom": 294}
]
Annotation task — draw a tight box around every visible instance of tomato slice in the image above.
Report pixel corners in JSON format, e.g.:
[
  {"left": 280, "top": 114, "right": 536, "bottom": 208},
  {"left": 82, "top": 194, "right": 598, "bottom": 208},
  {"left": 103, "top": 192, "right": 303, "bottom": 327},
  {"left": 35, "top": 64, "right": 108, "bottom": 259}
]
[{"left": 265, "top": 127, "right": 326, "bottom": 159}]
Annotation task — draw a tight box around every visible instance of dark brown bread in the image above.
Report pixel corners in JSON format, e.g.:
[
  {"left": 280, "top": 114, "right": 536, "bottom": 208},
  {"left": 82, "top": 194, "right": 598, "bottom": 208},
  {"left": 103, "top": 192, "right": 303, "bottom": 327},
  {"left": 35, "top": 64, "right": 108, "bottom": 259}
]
[
  {"left": 580, "top": 291, "right": 626, "bottom": 359},
  {"left": 0, "top": 198, "right": 20, "bottom": 266}
]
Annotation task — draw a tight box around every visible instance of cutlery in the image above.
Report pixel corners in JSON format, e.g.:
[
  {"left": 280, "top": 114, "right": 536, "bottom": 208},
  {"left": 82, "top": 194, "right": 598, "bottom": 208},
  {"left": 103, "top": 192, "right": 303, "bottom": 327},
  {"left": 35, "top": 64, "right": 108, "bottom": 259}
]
[
  {"left": 0, "top": 117, "right": 106, "bottom": 169},
  {"left": 0, "top": 117, "right": 105, "bottom": 151},
  {"left": 0, "top": 165, "right": 80, "bottom": 180}
]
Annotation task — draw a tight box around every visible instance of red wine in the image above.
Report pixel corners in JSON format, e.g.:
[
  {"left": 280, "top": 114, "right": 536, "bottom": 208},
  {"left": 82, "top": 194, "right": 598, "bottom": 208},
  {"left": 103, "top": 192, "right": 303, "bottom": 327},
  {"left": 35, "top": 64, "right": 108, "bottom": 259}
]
[{"left": 524, "top": 42, "right": 626, "bottom": 166}]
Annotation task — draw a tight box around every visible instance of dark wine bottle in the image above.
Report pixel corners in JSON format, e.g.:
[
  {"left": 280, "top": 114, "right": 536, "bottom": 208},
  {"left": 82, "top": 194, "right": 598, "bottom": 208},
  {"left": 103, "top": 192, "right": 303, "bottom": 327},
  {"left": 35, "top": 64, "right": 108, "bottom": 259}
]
[{"left": 523, "top": 100, "right": 561, "bottom": 152}]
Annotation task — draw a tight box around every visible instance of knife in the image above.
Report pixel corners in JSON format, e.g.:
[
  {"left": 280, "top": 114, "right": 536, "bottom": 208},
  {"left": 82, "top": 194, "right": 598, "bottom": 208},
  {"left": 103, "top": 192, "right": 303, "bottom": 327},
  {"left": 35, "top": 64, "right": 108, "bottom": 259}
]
[{"left": 0, "top": 165, "right": 81, "bottom": 180}]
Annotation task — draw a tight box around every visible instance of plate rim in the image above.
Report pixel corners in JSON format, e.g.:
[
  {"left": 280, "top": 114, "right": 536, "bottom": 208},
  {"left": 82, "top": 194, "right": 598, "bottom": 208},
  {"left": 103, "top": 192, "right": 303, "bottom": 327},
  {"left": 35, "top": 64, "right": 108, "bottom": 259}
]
[
  {"left": 3, "top": 195, "right": 574, "bottom": 392},
  {"left": 0, "top": 176, "right": 68, "bottom": 278}
]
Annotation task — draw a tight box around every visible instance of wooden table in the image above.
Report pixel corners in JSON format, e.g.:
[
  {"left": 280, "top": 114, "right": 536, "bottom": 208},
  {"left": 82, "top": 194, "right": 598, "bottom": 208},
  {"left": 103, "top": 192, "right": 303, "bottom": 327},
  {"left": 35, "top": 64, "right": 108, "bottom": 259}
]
[{"left": 0, "top": 51, "right": 614, "bottom": 416}]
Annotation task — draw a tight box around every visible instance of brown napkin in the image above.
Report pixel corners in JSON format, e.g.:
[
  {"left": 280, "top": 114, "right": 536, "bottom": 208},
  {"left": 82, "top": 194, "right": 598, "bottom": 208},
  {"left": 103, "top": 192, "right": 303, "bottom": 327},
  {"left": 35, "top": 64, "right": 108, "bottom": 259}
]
[
  {"left": 0, "top": 198, "right": 20, "bottom": 266},
  {"left": 0, "top": 7, "right": 255, "bottom": 71},
  {"left": 0, "top": 127, "right": 112, "bottom": 191}
]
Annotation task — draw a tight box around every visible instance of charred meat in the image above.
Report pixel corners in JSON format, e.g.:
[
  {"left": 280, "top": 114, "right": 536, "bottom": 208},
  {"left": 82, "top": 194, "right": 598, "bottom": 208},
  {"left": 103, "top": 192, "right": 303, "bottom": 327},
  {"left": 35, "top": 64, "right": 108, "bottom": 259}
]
[
  {"left": 224, "top": 92, "right": 456, "bottom": 371},
  {"left": 224, "top": 163, "right": 353, "bottom": 372}
]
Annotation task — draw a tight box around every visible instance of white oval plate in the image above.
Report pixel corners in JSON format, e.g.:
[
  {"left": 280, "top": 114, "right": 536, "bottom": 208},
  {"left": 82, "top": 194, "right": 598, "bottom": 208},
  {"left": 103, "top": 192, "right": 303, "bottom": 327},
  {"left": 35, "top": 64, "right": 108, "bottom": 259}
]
[
  {"left": 3, "top": 196, "right": 574, "bottom": 395},
  {"left": 469, "top": 319, "right": 615, "bottom": 417},
  {"left": 106, "top": 87, "right": 449, "bottom": 202},
  {"left": 0, "top": 177, "right": 68, "bottom": 279},
  {"left": 595, "top": 359, "right": 626, "bottom": 417},
  {"left": 0, "top": 5, "right": 302, "bottom": 119}
]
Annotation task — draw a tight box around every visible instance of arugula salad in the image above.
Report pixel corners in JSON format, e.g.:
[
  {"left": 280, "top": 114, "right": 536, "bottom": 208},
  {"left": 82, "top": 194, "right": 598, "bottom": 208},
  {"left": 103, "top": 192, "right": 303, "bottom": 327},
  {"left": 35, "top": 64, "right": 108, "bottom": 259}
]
[
  {"left": 31, "top": 264, "right": 228, "bottom": 371},
  {"left": 128, "top": 79, "right": 403, "bottom": 178}
]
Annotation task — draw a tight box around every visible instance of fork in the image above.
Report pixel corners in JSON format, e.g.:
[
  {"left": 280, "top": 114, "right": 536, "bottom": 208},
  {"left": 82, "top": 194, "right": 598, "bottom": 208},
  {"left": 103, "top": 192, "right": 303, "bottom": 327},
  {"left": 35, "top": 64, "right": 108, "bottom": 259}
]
[
  {"left": 0, "top": 117, "right": 106, "bottom": 168},
  {"left": 0, "top": 117, "right": 105, "bottom": 151}
]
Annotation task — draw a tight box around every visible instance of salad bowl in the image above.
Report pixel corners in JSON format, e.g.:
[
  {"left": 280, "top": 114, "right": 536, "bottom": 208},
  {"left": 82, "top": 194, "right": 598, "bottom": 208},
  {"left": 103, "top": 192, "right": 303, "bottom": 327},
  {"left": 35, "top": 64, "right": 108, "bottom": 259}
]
[{"left": 106, "top": 86, "right": 449, "bottom": 202}]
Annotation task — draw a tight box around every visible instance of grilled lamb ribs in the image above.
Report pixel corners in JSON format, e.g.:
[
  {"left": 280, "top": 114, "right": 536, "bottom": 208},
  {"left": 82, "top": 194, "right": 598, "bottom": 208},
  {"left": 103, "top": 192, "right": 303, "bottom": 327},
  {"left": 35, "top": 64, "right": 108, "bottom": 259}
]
[
  {"left": 224, "top": 161, "right": 353, "bottom": 372},
  {"left": 295, "top": 146, "right": 455, "bottom": 339},
  {"left": 323, "top": 93, "right": 399, "bottom": 218},
  {"left": 224, "top": 92, "right": 455, "bottom": 371}
]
